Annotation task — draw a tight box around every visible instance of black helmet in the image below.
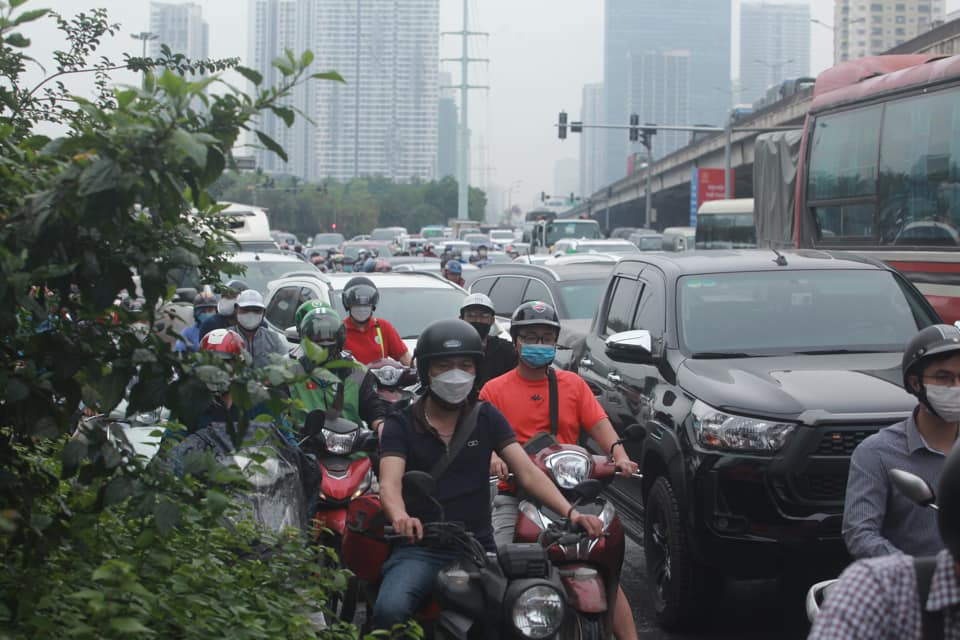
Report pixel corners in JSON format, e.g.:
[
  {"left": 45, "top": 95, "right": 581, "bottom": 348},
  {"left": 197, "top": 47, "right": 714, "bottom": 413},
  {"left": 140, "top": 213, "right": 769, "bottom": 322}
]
[
  {"left": 510, "top": 301, "right": 561, "bottom": 340},
  {"left": 223, "top": 279, "right": 249, "bottom": 296},
  {"left": 939, "top": 444, "right": 960, "bottom": 559},
  {"left": 193, "top": 291, "right": 218, "bottom": 312},
  {"left": 414, "top": 319, "right": 484, "bottom": 385},
  {"left": 902, "top": 324, "right": 960, "bottom": 391},
  {"left": 342, "top": 276, "right": 379, "bottom": 309},
  {"left": 299, "top": 307, "right": 346, "bottom": 354}
]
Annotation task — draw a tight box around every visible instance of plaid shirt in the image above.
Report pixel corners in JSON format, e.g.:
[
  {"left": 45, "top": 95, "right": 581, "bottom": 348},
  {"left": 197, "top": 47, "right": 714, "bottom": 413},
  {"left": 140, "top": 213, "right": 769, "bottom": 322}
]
[{"left": 810, "top": 550, "right": 960, "bottom": 639}]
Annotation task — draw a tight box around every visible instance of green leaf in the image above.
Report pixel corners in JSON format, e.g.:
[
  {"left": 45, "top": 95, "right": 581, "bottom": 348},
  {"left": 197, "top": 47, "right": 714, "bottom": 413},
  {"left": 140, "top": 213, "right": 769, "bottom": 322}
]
[
  {"left": 4, "top": 33, "right": 30, "bottom": 48},
  {"left": 5, "top": 377, "right": 29, "bottom": 403},
  {"left": 311, "top": 70, "right": 345, "bottom": 83},
  {"left": 61, "top": 439, "right": 88, "bottom": 478},
  {"left": 153, "top": 499, "right": 180, "bottom": 536},
  {"left": 235, "top": 65, "right": 263, "bottom": 86},
  {"left": 11, "top": 9, "right": 49, "bottom": 27},
  {"left": 300, "top": 49, "right": 315, "bottom": 67},
  {"left": 77, "top": 156, "right": 122, "bottom": 196},
  {"left": 172, "top": 128, "right": 208, "bottom": 168},
  {"left": 109, "top": 618, "right": 152, "bottom": 633},
  {"left": 255, "top": 130, "right": 288, "bottom": 163},
  {"left": 271, "top": 105, "right": 295, "bottom": 128}
]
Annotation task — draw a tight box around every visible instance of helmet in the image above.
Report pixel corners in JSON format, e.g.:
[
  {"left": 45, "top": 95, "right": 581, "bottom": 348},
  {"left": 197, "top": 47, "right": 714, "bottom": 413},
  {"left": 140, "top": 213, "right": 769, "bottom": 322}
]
[
  {"left": 460, "top": 292, "right": 494, "bottom": 316},
  {"left": 510, "top": 301, "right": 561, "bottom": 339},
  {"left": 294, "top": 300, "right": 331, "bottom": 329},
  {"left": 374, "top": 258, "right": 392, "bottom": 272},
  {"left": 120, "top": 295, "right": 147, "bottom": 315},
  {"left": 193, "top": 291, "right": 218, "bottom": 313},
  {"left": 414, "top": 318, "right": 484, "bottom": 385},
  {"left": 938, "top": 444, "right": 960, "bottom": 559},
  {"left": 356, "top": 248, "right": 370, "bottom": 262},
  {"left": 299, "top": 307, "right": 346, "bottom": 353},
  {"left": 445, "top": 260, "right": 463, "bottom": 275},
  {"left": 342, "top": 276, "right": 379, "bottom": 309},
  {"left": 224, "top": 279, "right": 249, "bottom": 295},
  {"left": 200, "top": 328, "right": 246, "bottom": 359},
  {"left": 902, "top": 324, "right": 960, "bottom": 391},
  {"left": 236, "top": 289, "right": 265, "bottom": 310}
]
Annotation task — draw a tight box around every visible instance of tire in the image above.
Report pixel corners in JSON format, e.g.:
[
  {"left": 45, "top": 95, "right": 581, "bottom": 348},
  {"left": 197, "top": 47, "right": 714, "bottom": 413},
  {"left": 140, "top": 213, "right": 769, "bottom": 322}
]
[
  {"left": 643, "top": 476, "right": 719, "bottom": 630},
  {"left": 558, "top": 612, "right": 602, "bottom": 640}
]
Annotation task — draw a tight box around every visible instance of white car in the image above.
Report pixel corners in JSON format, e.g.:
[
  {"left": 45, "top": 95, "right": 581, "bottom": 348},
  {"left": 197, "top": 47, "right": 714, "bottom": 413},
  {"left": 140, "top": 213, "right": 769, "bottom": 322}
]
[
  {"left": 551, "top": 238, "right": 640, "bottom": 258},
  {"left": 226, "top": 251, "right": 322, "bottom": 297},
  {"left": 264, "top": 273, "right": 333, "bottom": 336}
]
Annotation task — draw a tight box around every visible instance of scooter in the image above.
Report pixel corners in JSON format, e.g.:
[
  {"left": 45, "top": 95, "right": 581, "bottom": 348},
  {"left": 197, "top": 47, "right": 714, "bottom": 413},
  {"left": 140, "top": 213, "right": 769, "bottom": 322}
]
[
  {"left": 342, "top": 470, "right": 577, "bottom": 639},
  {"left": 367, "top": 357, "right": 418, "bottom": 410}
]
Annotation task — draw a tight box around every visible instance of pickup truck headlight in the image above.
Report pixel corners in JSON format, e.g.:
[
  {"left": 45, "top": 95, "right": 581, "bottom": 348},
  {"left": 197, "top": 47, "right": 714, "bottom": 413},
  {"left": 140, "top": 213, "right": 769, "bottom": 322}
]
[{"left": 691, "top": 400, "right": 795, "bottom": 453}]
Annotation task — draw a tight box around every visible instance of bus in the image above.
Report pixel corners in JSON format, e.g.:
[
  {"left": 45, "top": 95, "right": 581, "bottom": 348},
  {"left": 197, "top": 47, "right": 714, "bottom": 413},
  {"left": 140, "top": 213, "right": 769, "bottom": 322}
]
[
  {"left": 756, "top": 54, "right": 960, "bottom": 322},
  {"left": 694, "top": 198, "right": 756, "bottom": 249}
]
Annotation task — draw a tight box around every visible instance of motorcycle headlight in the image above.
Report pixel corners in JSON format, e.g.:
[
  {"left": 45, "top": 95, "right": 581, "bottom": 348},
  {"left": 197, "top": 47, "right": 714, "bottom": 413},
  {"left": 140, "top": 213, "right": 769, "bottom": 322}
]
[
  {"left": 322, "top": 428, "right": 357, "bottom": 455},
  {"left": 372, "top": 365, "right": 403, "bottom": 387},
  {"left": 511, "top": 585, "right": 565, "bottom": 639},
  {"left": 691, "top": 400, "right": 795, "bottom": 453},
  {"left": 544, "top": 451, "right": 592, "bottom": 489}
]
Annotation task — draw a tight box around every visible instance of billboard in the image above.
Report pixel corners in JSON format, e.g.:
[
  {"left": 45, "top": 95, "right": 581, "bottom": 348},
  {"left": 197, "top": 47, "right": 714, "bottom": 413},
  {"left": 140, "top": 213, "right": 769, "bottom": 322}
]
[{"left": 689, "top": 167, "right": 734, "bottom": 226}]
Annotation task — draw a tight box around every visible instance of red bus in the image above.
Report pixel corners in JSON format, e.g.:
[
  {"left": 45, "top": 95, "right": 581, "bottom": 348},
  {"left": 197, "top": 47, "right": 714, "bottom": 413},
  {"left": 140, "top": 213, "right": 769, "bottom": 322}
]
[{"left": 786, "top": 54, "right": 960, "bottom": 322}]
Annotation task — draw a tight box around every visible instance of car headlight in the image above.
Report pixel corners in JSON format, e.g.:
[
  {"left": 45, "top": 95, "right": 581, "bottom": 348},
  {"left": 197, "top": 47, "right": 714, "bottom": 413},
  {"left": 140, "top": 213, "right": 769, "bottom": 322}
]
[
  {"left": 691, "top": 400, "right": 795, "bottom": 453},
  {"left": 322, "top": 428, "right": 357, "bottom": 455},
  {"left": 512, "top": 585, "right": 565, "bottom": 639},
  {"left": 544, "top": 451, "right": 593, "bottom": 489},
  {"left": 372, "top": 365, "right": 403, "bottom": 387}
]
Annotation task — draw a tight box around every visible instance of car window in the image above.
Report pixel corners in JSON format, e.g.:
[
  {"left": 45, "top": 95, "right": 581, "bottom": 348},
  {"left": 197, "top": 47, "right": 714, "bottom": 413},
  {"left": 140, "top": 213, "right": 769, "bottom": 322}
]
[
  {"left": 230, "top": 260, "right": 315, "bottom": 296},
  {"left": 556, "top": 280, "right": 607, "bottom": 319},
  {"left": 604, "top": 277, "right": 641, "bottom": 336},
  {"left": 522, "top": 279, "right": 553, "bottom": 306},
  {"left": 633, "top": 274, "right": 665, "bottom": 333},
  {"left": 470, "top": 276, "right": 496, "bottom": 296},
  {"left": 488, "top": 276, "right": 527, "bottom": 317},
  {"left": 331, "top": 286, "right": 465, "bottom": 339},
  {"left": 266, "top": 285, "right": 304, "bottom": 330}
]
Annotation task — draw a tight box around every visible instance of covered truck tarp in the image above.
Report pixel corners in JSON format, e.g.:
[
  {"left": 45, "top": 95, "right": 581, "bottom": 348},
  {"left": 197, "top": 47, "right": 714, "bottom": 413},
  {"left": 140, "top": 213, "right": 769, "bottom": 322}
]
[{"left": 753, "top": 129, "right": 805, "bottom": 248}]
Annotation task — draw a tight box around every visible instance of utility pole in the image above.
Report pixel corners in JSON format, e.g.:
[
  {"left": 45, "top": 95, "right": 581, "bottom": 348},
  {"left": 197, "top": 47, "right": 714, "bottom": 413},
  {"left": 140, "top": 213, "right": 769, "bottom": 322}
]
[{"left": 442, "top": 0, "right": 488, "bottom": 220}]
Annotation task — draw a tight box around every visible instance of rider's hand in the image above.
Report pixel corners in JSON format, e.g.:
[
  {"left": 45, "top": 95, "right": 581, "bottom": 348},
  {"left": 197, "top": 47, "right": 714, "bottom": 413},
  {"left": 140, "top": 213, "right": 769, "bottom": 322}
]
[
  {"left": 613, "top": 456, "right": 639, "bottom": 476},
  {"left": 392, "top": 514, "right": 423, "bottom": 543},
  {"left": 490, "top": 452, "right": 509, "bottom": 481},
  {"left": 569, "top": 511, "right": 604, "bottom": 539}
]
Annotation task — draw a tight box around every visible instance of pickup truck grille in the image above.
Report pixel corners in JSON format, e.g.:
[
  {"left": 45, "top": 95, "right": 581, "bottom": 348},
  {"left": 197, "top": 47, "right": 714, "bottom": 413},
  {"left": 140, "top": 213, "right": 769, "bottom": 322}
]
[
  {"left": 803, "top": 473, "right": 848, "bottom": 500},
  {"left": 814, "top": 429, "right": 879, "bottom": 456}
]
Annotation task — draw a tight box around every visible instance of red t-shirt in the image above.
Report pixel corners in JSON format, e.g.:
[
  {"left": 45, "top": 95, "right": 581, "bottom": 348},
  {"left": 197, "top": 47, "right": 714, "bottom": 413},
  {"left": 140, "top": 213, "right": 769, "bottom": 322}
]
[
  {"left": 479, "top": 368, "right": 607, "bottom": 445},
  {"left": 343, "top": 316, "right": 408, "bottom": 365}
]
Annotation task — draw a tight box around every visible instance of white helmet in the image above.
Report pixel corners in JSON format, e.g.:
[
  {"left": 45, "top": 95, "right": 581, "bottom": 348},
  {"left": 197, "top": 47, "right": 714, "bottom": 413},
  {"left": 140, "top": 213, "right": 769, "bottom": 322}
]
[
  {"left": 236, "top": 289, "right": 265, "bottom": 310},
  {"left": 460, "top": 293, "right": 494, "bottom": 315}
]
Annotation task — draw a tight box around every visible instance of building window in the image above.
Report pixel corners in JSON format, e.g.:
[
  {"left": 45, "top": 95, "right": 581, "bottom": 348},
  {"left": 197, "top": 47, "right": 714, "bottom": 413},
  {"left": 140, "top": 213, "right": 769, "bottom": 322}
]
[
  {"left": 895, "top": 15, "right": 905, "bottom": 23},
  {"left": 872, "top": 39, "right": 884, "bottom": 48},
  {"left": 872, "top": 27, "right": 883, "bottom": 34},
  {"left": 895, "top": 3, "right": 906, "bottom": 10},
  {"left": 895, "top": 27, "right": 906, "bottom": 35},
  {"left": 870, "top": 2, "right": 883, "bottom": 9}
]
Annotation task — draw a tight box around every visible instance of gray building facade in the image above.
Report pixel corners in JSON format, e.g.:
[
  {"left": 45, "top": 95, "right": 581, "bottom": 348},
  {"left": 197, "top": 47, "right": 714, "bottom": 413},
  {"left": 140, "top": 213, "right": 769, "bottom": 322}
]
[
  {"left": 627, "top": 49, "right": 691, "bottom": 160},
  {"left": 739, "top": 2, "right": 810, "bottom": 105},
  {"left": 149, "top": 2, "right": 209, "bottom": 60},
  {"left": 579, "top": 82, "right": 605, "bottom": 197}
]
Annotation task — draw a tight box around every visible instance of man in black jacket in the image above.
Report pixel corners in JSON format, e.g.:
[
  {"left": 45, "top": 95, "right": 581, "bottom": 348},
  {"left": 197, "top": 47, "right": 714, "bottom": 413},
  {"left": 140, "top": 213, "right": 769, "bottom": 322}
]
[{"left": 459, "top": 293, "right": 517, "bottom": 389}]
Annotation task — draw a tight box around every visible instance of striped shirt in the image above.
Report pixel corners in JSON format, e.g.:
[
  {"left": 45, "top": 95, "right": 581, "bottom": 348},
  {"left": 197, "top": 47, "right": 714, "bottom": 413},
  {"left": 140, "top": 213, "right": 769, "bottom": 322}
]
[
  {"left": 842, "top": 411, "right": 946, "bottom": 559},
  {"left": 809, "top": 550, "right": 960, "bottom": 639}
]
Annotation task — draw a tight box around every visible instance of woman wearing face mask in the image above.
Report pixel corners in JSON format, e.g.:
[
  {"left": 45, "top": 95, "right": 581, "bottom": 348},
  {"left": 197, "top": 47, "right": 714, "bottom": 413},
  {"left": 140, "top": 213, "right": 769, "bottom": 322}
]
[
  {"left": 842, "top": 324, "right": 960, "bottom": 560},
  {"left": 373, "top": 318, "right": 603, "bottom": 631},
  {"left": 340, "top": 277, "right": 412, "bottom": 366},
  {"left": 175, "top": 291, "right": 218, "bottom": 353},
  {"left": 233, "top": 289, "right": 288, "bottom": 369}
]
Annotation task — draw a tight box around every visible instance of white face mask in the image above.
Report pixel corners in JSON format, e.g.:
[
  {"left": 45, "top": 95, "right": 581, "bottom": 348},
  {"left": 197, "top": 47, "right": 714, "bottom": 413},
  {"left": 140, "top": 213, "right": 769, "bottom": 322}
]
[
  {"left": 926, "top": 385, "right": 960, "bottom": 422},
  {"left": 350, "top": 305, "right": 373, "bottom": 323},
  {"left": 218, "top": 298, "right": 236, "bottom": 316},
  {"left": 237, "top": 310, "right": 263, "bottom": 331},
  {"left": 430, "top": 368, "right": 475, "bottom": 405}
]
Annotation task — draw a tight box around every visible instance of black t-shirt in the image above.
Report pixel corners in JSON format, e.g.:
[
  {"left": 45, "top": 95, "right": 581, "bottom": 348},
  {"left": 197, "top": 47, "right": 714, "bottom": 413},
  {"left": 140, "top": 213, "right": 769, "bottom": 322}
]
[
  {"left": 478, "top": 337, "right": 518, "bottom": 390},
  {"left": 380, "top": 399, "right": 516, "bottom": 550}
]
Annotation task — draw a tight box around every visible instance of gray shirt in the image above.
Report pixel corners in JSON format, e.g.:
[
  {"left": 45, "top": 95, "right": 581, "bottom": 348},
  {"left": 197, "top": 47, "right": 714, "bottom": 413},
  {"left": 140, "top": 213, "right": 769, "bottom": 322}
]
[
  {"left": 842, "top": 410, "right": 946, "bottom": 559},
  {"left": 243, "top": 325, "right": 288, "bottom": 369}
]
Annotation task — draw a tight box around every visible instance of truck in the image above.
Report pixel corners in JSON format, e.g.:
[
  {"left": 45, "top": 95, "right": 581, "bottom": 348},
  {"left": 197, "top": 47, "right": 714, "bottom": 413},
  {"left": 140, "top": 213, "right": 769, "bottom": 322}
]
[{"left": 448, "top": 218, "right": 481, "bottom": 240}]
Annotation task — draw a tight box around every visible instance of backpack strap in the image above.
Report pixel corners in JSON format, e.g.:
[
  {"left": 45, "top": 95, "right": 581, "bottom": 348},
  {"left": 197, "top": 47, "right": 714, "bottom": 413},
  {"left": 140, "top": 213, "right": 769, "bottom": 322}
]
[
  {"left": 547, "top": 367, "right": 559, "bottom": 436},
  {"left": 915, "top": 555, "right": 944, "bottom": 640},
  {"left": 428, "top": 401, "right": 484, "bottom": 481}
]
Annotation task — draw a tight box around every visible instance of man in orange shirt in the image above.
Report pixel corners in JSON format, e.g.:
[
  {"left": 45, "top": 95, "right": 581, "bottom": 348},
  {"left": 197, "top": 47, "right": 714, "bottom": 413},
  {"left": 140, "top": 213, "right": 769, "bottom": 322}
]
[
  {"left": 480, "top": 300, "right": 639, "bottom": 640},
  {"left": 340, "top": 277, "right": 412, "bottom": 366}
]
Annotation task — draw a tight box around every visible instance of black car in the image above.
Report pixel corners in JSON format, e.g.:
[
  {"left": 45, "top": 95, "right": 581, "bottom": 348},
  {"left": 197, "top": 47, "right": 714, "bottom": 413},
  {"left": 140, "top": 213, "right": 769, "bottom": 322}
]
[{"left": 571, "top": 250, "right": 938, "bottom": 629}]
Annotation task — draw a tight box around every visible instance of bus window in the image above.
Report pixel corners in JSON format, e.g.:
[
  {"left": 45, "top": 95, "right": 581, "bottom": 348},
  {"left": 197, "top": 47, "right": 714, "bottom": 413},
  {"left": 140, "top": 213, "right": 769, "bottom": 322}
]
[
  {"left": 808, "top": 105, "right": 882, "bottom": 202},
  {"left": 878, "top": 86, "right": 960, "bottom": 247}
]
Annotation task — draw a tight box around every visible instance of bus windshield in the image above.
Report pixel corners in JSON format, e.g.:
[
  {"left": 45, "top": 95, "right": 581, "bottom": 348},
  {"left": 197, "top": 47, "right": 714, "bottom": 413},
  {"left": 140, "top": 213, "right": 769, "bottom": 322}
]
[
  {"left": 695, "top": 214, "right": 757, "bottom": 249},
  {"left": 546, "top": 220, "right": 601, "bottom": 245}
]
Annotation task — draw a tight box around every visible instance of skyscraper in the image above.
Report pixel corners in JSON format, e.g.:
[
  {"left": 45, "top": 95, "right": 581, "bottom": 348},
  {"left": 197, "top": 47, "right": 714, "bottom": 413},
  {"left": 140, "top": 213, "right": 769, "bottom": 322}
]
[
  {"left": 739, "top": 2, "right": 810, "bottom": 104},
  {"left": 627, "top": 50, "right": 691, "bottom": 159},
  {"left": 149, "top": 2, "right": 209, "bottom": 59},
  {"left": 603, "top": 0, "right": 731, "bottom": 184},
  {"left": 313, "top": 0, "right": 439, "bottom": 182},
  {"left": 835, "top": 0, "right": 946, "bottom": 62},
  {"left": 554, "top": 158, "right": 578, "bottom": 198},
  {"left": 579, "top": 83, "right": 605, "bottom": 197}
]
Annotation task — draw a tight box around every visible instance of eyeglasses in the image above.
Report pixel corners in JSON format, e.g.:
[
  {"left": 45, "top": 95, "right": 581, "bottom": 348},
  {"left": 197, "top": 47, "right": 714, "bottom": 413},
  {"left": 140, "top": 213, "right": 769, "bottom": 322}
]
[
  {"left": 517, "top": 333, "right": 557, "bottom": 346},
  {"left": 924, "top": 373, "right": 960, "bottom": 387},
  {"left": 463, "top": 310, "right": 494, "bottom": 321}
]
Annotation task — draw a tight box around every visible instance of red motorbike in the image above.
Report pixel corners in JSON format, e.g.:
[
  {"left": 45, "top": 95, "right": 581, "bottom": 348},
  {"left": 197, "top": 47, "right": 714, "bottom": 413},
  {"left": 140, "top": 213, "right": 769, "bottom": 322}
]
[
  {"left": 513, "top": 434, "right": 635, "bottom": 638},
  {"left": 367, "top": 357, "right": 418, "bottom": 409}
]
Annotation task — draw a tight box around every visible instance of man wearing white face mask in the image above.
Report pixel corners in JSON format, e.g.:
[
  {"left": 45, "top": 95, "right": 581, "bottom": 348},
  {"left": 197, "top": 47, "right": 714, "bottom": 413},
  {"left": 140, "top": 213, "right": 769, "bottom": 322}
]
[
  {"left": 340, "top": 276, "right": 411, "bottom": 366},
  {"left": 233, "top": 289, "right": 287, "bottom": 369},
  {"left": 843, "top": 324, "right": 960, "bottom": 559}
]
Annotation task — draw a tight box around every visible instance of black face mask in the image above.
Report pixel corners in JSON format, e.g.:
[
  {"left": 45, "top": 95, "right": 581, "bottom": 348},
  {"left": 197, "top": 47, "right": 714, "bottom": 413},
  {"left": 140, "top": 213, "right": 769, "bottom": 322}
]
[{"left": 469, "top": 321, "right": 492, "bottom": 340}]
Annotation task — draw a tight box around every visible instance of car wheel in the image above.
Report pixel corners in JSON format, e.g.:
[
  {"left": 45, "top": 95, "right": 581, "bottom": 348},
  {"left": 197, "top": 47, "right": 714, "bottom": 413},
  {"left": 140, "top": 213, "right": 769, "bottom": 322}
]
[{"left": 644, "top": 476, "right": 718, "bottom": 630}]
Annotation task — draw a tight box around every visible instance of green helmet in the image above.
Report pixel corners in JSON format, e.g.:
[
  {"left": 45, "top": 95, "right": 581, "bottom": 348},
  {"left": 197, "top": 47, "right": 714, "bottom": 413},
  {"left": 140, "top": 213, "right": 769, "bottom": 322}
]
[
  {"left": 294, "top": 300, "right": 332, "bottom": 329},
  {"left": 298, "top": 306, "right": 346, "bottom": 352}
]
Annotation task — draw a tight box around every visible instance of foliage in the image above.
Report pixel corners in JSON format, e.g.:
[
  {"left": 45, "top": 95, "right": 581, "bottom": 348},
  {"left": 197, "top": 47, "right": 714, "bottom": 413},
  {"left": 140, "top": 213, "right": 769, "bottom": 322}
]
[
  {"left": 0, "top": 3, "right": 417, "bottom": 638},
  {"left": 212, "top": 173, "right": 488, "bottom": 240}
]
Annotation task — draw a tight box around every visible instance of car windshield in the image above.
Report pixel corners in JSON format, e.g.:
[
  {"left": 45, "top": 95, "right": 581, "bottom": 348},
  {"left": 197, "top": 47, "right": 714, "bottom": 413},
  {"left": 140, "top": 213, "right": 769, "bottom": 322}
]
[
  {"left": 546, "top": 221, "right": 601, "bottom": 244},
  {"left": 557, "top": 280, "right": 607, "bottom": 319},
  {"left": 678, "top": 270, "right": 933, "bottom": 355},
  {"left": 313, "top": 233, "right": 344, "bottom": 245},
  {"left": 226, "top": 259, "right": 317, "bottom": 296},
  {"left": 421, "top": 227, "right": 444, "bottom": 238},
  {"left": 371, "top": 229, "right": 402, "bottom": 241},
  {"left": 332, "top": 287, "right": 466, "bottom": 339}
]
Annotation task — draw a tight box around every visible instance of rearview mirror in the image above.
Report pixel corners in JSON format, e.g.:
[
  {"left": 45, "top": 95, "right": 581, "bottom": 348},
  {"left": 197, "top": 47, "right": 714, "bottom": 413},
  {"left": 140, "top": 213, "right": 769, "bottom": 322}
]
[
  {"left": 889, "top": 469, "right": 937, "bottom": 509},
  {"left": 304, "top": 410, "right": 326, "bottom": 438},
  {"left": 402, "top": 470, "right": 436, "bottom": 506},
  {"left": 605, "top": 330, "right": 654, "bottom": 364},
  {"left": 284, "top": 327, "right": 301, "bottom": 344}
]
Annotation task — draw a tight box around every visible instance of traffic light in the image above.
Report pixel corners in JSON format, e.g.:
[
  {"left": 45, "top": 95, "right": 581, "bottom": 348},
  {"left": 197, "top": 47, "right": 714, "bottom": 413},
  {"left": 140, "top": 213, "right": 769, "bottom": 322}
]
[
  {"left": 558, "top": 111, "right": 568, "bottom": 139},
  {"left": 331, "top": 223, "right": 337, "bottom": 230},
  {"left": 540, "top": 191, "right": 547, "bottom": 202},
  {"left": 640, "top": 125, "right": 656, "bottom": 150},
  {"left": 629, "top": 114, "right": 639, "bottom": 142}
]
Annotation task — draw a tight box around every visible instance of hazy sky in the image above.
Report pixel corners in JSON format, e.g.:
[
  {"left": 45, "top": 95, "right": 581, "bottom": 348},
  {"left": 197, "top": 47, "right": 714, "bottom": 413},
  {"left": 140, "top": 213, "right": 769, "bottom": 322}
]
[{"left": 20, "top": 0, "right": 960, "bottom": 208}]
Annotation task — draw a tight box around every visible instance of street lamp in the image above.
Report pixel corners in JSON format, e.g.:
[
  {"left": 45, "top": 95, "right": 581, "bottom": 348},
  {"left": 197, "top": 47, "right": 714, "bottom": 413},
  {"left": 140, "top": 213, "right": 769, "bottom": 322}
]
[{"left": 130, "top": 31, "right": 158, "bottom": 58}]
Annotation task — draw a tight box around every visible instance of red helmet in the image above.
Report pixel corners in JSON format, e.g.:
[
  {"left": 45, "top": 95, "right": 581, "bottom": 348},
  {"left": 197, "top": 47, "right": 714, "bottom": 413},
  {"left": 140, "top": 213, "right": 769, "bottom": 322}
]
[{"left": 200, "top": 328, "right": 246, "bottom": 359}]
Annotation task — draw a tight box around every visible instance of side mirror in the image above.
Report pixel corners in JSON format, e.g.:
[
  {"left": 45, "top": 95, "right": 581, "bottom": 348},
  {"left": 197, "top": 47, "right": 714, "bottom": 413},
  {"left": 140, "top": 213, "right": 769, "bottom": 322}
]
[
  {"left": 605, "top": 330, "right": 654, "bottom": 364},
  {"left": 570, "top": 479, "right": 603, "bottom": 504},
  {"left": 402, "top": 470, "right": 436, "bottom": 506},
  {"left": 358, "top": 429, "right": 379, "bottom": 453},
  {"left": 889, "top": 469, "right": 938, "bottom": 509},
  {"left": 304, "top": 409, "right": 326, "bottom": 438},
  {"left": 610, "top": 423, "right": 647, "bottom": 455},
  {"left": 284, "top": 327, "right": 301, "bottom": 344}
]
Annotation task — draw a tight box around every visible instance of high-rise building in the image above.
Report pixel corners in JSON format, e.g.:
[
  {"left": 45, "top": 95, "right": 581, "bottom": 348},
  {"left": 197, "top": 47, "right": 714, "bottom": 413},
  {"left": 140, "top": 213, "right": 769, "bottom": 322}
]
[
  {"left": 149, "top": 2, "right": 209, "bottom": 59},
  {"left": 313, "top": 0, "right": 439, "bottom": 182},
  {"left": 603, "top": 0, "right": 731, "bottom": 184},
  {"left": 835, "top": 0, "right": 946, "bottom": 62},
  {"left": 739, "top": 2, "right": 810, "bottom": 105},
  {"left": 554, "top": 158, "right": 578, "bottom": 198},
  {"left": 579, "top": 83, "right": 605, "bottom": 197},
  {"left": 627, "top": 50, "right": 691, "bottom": 160}
]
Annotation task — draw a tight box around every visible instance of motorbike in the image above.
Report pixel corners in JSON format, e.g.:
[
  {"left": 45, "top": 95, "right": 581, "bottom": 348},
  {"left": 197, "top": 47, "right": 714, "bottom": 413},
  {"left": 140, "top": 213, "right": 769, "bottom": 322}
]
[
  {"left": 342, "top": 470, "right": 579, "bottom": 639},
  {"left": 367, "top": 357, "right": 418, "bottom": 409},
  {"left": 805, "top": 468, "right": 939, "bottom": 623}
]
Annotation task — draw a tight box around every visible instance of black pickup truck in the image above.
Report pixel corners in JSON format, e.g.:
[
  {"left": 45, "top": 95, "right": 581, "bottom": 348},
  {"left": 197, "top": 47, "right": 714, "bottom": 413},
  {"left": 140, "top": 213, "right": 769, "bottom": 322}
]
[{"left": 566, "top": 249, "right": 938, "bottom": 630}]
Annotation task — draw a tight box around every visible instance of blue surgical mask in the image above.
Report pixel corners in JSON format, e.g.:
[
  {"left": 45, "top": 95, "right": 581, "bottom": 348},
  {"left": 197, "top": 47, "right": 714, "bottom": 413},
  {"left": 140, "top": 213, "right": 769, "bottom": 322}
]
[
  {"left": 196, "top": 312, "right": 214, "bottom": 324},
  {"left": 521, "top": 344, "right": 556, "bottom": 368}
]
